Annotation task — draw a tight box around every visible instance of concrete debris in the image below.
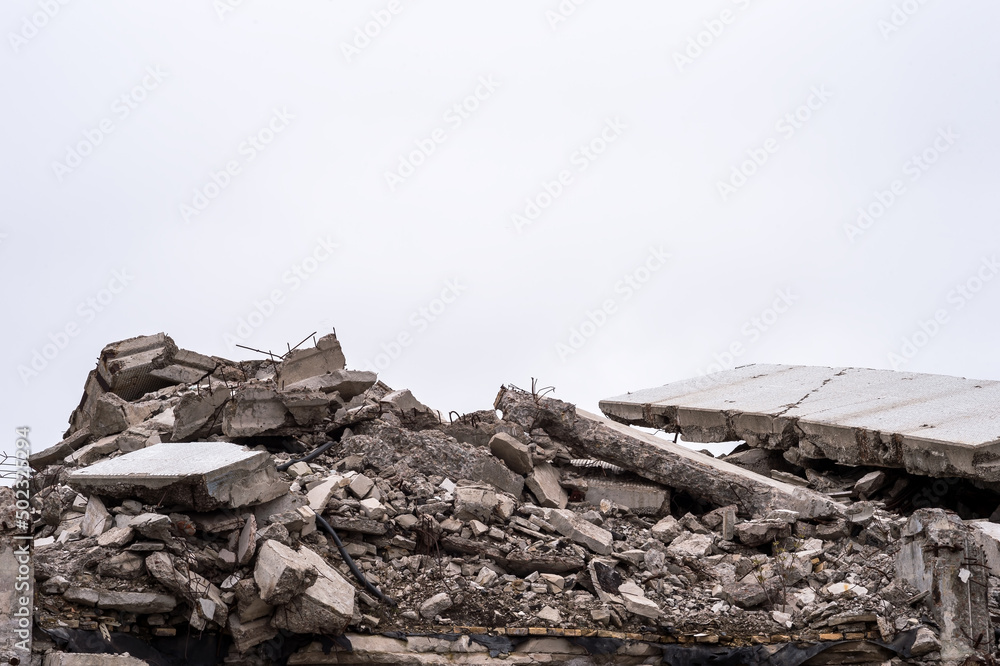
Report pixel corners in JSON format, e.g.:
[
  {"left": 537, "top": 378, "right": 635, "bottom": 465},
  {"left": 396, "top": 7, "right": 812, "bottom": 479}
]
[
  {"left": 67, "top": 441, "right": 288, "bottom": 511},
  {"left": 600, "top": 363, "right": 1000, "bottom": 484},
  {"left": 13, "top": 335, "right": 1000, "bottom": 664}
]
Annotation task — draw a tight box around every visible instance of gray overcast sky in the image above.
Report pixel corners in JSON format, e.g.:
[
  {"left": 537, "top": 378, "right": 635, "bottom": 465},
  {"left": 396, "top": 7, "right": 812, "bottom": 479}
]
[{"left": 3, "top": 1, "right": 1000, "bottom": 460}]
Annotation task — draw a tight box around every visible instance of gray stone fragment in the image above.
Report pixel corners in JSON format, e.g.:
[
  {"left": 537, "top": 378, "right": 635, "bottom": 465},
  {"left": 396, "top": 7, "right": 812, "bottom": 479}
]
[
  {"left": 277, "top": 333, "right": 347, "bottom": 387},
  {"left": 651, "top": 516, "right": 682, "bottom": 544},
  {"left": 284, "top": 369, "right": 376, "bottom": 400},
  {"left": 854, "top": 470, "right": 887, "bottom": 499},
  {"left": 172, "top": 386, "right": 231, "bottom": 441},
  {"left": 734, "top": 520, "right": 791, "bottom": 547},
  {"left": 228, "top": 613, "right": 278, "bottom": 653},
  {"left": 525, "top": 462, "right": 567, "bottom": 509},
  {"left": 80, "top": 495, "right": 110, "bottom": 538},
  {"left": 269, "top": 546, "right": 355, "bottom": 634},
  {"left": 222, "top": 386, "right": 292, "bottom": 437},
  {"left": 666, "top": 532, "right": 714, "bottom": 558},
  {"left": 910, "top": 626, "right": 942, "bottom": 657},
  {"left": 254, "top": 540, "right": 319, "bottom": 605},
  {"left": 97, "top": 590, "right": 176, "bottom": 613},
  {"left": 489, "top": 433, "right": 533, "bottom": 475},
  {"left": 419, "top": 592, "right": 453, "bottom": 619},
  {"left": 97, "top": 552, "right": 145, "bottom": 578},
  {"left": 549, "top": 509, "right": 613, "bottom": 555}
]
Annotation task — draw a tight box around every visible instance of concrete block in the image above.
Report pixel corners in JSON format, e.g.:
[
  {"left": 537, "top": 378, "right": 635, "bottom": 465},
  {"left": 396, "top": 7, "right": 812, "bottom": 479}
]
[
  {"left": 549, "top": 509, "right": 613, "bottom": 555},
  {"left": 306, "top": 474, "right": 345, "bottom": 512},
  {"left": 172, "top": 386, "right": 231, "bottom": 441},
  {"left": 279, "top": 389, "right": 331, "bottom": 426},
  {"left": 68, "top": 441, "right": 288, "bottom": 511},
  {"left": 489, "top": 433, "right": 533, "bottom": 475},
  {"left": 237, "top": 515, "right": 257, "bottom": 566},
  {"left": 526, "top": 462, "right": 567, "bottom": 509},
  {"left": 254, "top": 540, "right": 319, "bottom": 605},
  {"left": 80, "top": 495, "right": 110, "bottom": 538},
  {"left": 270, "top": 545, "right": 355, "bottom": 635},
  {"left": 285, "top": 369, "right": 376, "bottom": 401},
  {"left": 454, "top": 484, "right": 499, "bottom": 523},
  {"left": 348, "top": 473, "right": 374, "bottom": 499},
  {"left": 228, "top": 613, "right": 277, "bottom": 653},
  {"left": 96, "top": 590, "right": 176, "bottom": 613},
  {"left": 222, "top": 386, "right": 291, "bottom": 437},
  {"left": 277, "top": 333, "right": 346, "bottom": 386}
]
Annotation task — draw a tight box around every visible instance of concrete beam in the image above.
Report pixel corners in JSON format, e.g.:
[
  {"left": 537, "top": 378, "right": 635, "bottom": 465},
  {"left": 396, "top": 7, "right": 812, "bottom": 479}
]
[
  {"left": 495, "top": 387, "right": 844, "bottom": 520},
  {"left": 600, "top": 364, "right": 1000, "bottom": 483}
]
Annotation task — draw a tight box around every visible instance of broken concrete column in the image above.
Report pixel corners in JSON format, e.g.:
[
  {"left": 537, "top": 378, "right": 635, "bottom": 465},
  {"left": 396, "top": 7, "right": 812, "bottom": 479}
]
[
  {"left": 895, "top": 508, "right": 992, "bottom": 661},
  {"left": 277, "top": 333, "right": 346, "bottom": 387},
  {"left": 68, "top": 441, "right": 288, "bottom": 511},
  {"left": 495, "top": 387, "right": 844, "bottom": 520}
]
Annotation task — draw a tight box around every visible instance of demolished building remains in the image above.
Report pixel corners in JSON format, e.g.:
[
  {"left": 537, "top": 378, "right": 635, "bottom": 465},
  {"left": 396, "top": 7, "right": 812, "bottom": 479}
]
[{"left": 4, "top": 334, "right": 1000, "bottom": 664}]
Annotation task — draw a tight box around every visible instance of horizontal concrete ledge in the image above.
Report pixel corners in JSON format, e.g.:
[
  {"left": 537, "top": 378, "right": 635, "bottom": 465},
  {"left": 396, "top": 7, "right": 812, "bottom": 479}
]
[
  {"left": 67, "top": 441, "right": 288, "bottom": 510},
  {"left": 600, "top": 364, "right": 1000, "bottom": 483}
]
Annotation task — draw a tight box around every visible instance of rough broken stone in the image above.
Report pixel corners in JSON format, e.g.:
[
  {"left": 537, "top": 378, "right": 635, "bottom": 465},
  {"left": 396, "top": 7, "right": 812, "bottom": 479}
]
[
  {"left": 734, "top": 520, "right": 791, "bottom": 547},
  {"left": 666, "top": 532, "right": 714, "bottom": 559},
  {"left": 222, "top": 386, "right": 292, "bottom": 437},
  {"left": 419, "top": 592, "right": 453, "bottom": 619},
  {"left": 489, "top": 433, "right": 533, "bottom": 475},
  {"left": 228, "top": 613, "right": 278, "bottom": 653},
  {"left": 536, "top": 605, "right": 561, "bottom": 623},
  {"left": 270, "top": 546, "right": 355, "bottom": 634},
  {"left": 549, "top": 509, "right": 613, "bottom": 555},
  {"left": 348, "top": 473, "right": 375, "bottom": 499},
  {"left": 172, "top": 386, "right": 231, "bottom": 441},
  {"left": 454, "top": 485, "right": 498, "bottom": 523},
  {"left": 285, "top": 369, "right": 376, "bottom": 400},
  {"left": 854, "top": 470, "right": 887, "bottom": 499},
  {"left": 254, "top": 539, "right": 319, "bottom": 605},
  {"left": 651, "top": 515, "right": 682, "bottom": 544},
  {"left": 237, "top": 515, "right": 257, "bottom": 566},
  {"left": 584, "top": 479, "right": 668, "bottom": 515},
  {"left": 525, "top": 462, "right": 567, "bottom": 509},
  {"left": 68, "top": 441, "right": 288, "bottom": 511},
  {"left": 97, "top": 590, "right": 176, "bottom": 613},
  {"left": 80, "top": 495, "right": 110, "bottom": 538},
  {"left": 277, "top": 333, "right": 347, "bottom": 386}
]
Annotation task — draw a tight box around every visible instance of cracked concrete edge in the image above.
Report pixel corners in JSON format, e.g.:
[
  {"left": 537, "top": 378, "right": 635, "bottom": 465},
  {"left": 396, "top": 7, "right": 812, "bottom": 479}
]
[{"left": 598, "top": 364, "right": 1000, "bottom": 483}]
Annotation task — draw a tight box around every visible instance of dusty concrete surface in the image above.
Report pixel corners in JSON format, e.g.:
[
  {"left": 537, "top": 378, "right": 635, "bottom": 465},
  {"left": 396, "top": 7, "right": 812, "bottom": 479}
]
[{"left": 600, "top": 364, "right": 1000, "bottom": 483}]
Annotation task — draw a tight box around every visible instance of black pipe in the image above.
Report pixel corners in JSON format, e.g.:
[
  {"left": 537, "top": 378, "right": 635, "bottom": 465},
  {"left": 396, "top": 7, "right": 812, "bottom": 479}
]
[
  {"left": 276, "top": 439, "right": 337, "bottom": 472},
  {"left": 315, "top": 513, "right": 396, "bottom": 606}
]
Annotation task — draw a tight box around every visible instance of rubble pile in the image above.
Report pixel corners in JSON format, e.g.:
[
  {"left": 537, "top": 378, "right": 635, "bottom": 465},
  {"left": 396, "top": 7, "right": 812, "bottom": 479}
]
[{"left": 7, "top": 333, "right": 1000, "bottom": 665}]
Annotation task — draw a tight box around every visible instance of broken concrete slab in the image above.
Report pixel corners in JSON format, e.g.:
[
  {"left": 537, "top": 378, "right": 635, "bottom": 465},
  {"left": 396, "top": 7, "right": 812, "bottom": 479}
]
[
  {"left": 284, "top": 369, "right": 376, "bottom": 401},
  {"left": 277, "top": 333, "right": 346, "bottom": 387},
  {"left": 269, "top": 545, "right": 355, "bottom": 635},
  {"left": 254, "top": 540, "right": 319, "bottom": 605},
  {"left": 279, "top": 389, "right": 332, "bottom": 426},
  {"left": 496, "top": 387, "right": 844, "bottom": 520},
  {"left": 600, "top": 364, "right": 1000, "bottom": 483},
  {"left": 525, "top": 462, "right": 567, "bottom": 509},
  {"left": 29, "top": 426, "right": 91, "bottom": 470},
  {"left": 489, "top": 433, "right": 533, "bottom": 475},
  {"left": 172, "top": 385, "right": 231, "bottom": 441},
  {"left": 79, "top": 495, "right": 110, "bottom": 538},
  {"left": 43, "top": 654, "right": 152, "bottom": 666},
  {"left": 548, "top": 509, "right": 613, "bottom": 555},
  {"left": 96, "top": 590, "right": 176, "bottom": 614},
  {"left": 222, "top": 386, "right": 292, "bottom": 437},
  {"left": 67, "top": 441, "right": 288, "bottom": 511}
]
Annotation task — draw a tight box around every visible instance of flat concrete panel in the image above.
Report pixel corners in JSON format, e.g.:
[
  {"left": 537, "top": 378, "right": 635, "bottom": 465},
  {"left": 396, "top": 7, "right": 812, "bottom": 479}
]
[
  {"left": 68, "top": 442, "right": 288, "bottom": 510},
  {"left": 600, "top": 364, "right": 1000, "bottom": 482}
]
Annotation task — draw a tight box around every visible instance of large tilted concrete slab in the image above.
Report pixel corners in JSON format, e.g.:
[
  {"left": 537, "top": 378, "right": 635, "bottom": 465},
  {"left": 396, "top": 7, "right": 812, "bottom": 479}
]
[
  {"left": 495, "top": 387, "right": 844, "bottom": 520},
  {"left": 68, "top": 442, "right": 288, "bottom": 511},
  {"left": 599, "top": 364, "right": 1000, "bottom": 483}
]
